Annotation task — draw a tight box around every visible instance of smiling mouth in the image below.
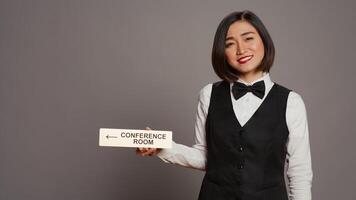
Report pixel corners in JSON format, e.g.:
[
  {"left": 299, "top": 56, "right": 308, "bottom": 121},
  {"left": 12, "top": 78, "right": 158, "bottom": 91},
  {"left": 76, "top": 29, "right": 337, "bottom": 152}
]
[{"left": 237, "top": 55, "right": 253, "bottom": 64}]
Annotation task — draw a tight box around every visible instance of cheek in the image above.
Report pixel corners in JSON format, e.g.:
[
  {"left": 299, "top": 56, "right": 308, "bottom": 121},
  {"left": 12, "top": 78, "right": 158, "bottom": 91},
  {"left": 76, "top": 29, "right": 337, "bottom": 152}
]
[
  {"left": 257, "top": 45, "right": 265, "bottom": 57},
  {"left": 249, "top": 42, "right": 260, "bottom": 51},
  {"left": 252, "top": 40, "right": 265, "bottom": 56},
  {"left": 225, "top": 49, "right": 235, "bottom": 60}
]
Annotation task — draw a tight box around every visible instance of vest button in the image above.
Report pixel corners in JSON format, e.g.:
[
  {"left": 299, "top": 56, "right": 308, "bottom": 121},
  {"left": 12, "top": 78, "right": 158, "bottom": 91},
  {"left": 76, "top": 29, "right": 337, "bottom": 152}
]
[
  {"left": 238, "top": 160, "right": 245, "bottom": 169},
  {"left": 239, "top": 129, "right": 245, "bottom": 135},
  {"left": 239, "top": 145, "right": 244, "bottom": 152}
]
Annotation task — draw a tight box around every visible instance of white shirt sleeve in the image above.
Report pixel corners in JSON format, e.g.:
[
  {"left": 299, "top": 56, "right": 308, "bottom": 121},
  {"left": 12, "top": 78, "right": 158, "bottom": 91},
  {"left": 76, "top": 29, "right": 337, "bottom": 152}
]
[
  {"left": 285, "top": 91, "right": 313, "bottom": 200},
  {"left": 156, "top": 84, "right": 212, "bottom": 171}
]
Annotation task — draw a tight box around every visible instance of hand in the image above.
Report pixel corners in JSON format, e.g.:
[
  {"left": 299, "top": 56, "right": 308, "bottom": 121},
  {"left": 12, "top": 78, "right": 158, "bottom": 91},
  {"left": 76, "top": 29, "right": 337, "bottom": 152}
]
[{"left": 135, "top": 127, "right": 162, "bottom": 156}]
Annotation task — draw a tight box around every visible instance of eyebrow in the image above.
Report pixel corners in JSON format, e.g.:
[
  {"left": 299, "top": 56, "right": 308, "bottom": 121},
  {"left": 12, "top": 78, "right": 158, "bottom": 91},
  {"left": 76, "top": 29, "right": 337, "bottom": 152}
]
[{"left": 225, "top": 31, "right": 255, "bottom": 41}]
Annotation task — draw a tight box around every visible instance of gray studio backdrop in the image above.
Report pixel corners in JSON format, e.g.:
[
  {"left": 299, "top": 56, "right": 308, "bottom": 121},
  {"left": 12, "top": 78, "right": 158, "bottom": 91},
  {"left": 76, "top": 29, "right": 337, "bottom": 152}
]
[{"left": 1, "top": 0, "right": 355, "bottom": 199}]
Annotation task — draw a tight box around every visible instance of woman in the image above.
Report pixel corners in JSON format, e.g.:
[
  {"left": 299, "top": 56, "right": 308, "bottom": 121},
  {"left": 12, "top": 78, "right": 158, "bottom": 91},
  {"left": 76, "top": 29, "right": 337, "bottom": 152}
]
[{"left": 137, "top": 10, "right": 313, "bottom": 200}]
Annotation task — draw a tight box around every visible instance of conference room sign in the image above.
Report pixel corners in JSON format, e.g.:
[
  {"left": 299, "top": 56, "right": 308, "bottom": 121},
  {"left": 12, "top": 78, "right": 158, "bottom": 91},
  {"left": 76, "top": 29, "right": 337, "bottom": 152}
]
[{"left": 99, "top": 128, "right": 172, "bottom": 148}]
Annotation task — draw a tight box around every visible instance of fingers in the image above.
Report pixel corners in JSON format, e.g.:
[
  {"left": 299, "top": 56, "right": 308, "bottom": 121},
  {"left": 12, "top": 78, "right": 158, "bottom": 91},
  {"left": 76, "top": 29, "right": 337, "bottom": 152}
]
[
  {"left": 136, "top": 147, "right": 158, "bottom": 156},
  {"left": 143, "top": 148, "right": 157, "bottom": 156},
  {"left": 135, "top": 126, "right": 156, "bottom": 156},
  {"left": 136, "top": 147, "right": 147, "bottom": 155}
]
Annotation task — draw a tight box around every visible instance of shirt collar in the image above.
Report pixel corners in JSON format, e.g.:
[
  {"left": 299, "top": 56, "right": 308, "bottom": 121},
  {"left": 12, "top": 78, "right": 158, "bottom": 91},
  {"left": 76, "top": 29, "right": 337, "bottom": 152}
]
[{"left": 237, "top": 71, "right": 271, "bottom": 85}]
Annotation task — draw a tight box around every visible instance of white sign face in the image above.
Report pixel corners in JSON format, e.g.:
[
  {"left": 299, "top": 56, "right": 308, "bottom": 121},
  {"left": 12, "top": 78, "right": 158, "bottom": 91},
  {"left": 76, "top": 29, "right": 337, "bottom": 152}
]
[{"left": 99, "top": 128, "right": 172, "bottom": 148}]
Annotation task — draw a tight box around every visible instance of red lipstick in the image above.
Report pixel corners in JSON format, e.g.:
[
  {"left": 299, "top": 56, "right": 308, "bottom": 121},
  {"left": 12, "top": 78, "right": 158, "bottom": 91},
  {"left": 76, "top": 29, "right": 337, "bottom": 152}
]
[{"left": 237, "top": 55, "right": 253, "bottom": 64}]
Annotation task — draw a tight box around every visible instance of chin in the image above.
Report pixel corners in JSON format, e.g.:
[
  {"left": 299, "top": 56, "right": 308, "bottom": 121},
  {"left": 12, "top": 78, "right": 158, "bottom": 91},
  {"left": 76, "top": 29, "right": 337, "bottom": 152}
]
[{"left": 234, "top": 65, "right": 258, "bottom": 74}]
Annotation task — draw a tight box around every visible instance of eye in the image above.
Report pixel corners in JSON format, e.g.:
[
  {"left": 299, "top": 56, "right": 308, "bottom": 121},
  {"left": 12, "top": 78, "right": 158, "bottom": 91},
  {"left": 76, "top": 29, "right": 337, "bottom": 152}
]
[
  {"left": 225, "top": 43, "right": 234, "bottom": 48},
  {"left": 246, "top": 37, "right": 254, "bottom": 41}
]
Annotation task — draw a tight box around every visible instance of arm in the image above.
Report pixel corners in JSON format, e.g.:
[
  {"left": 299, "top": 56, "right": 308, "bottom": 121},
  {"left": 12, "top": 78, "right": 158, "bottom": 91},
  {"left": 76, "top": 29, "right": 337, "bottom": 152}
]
[
  {"left": 285, "top": 91, "right": 313, "bottom": 200},
  {"left": 155, "top": 84, "right": 212, "bottom": 171}
]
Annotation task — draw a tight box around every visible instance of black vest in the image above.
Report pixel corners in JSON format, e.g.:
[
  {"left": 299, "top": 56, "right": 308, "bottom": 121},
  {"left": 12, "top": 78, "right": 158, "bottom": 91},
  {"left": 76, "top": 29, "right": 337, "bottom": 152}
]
[{"left": 198, "top": 80, "right": 291, "bottom": 200}]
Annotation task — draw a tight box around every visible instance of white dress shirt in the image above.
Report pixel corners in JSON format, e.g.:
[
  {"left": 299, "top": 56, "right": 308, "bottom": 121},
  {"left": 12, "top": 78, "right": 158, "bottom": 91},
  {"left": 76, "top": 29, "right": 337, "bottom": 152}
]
[{"left": 156, "top": 72, "right": 313, "bottom": 200}]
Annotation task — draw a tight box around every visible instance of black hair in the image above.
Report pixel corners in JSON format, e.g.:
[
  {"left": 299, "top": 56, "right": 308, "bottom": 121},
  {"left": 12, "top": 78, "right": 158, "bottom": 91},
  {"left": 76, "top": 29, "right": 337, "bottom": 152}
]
[{"left": 211, "top": 10, "right": 275, "bottom": 82}]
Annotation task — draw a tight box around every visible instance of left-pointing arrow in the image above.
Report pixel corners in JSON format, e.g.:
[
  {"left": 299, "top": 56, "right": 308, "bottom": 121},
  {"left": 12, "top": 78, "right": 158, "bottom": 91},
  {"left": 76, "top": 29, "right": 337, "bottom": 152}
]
[{"left": 106, "top": 134, "right": 118, "bottom": 139}]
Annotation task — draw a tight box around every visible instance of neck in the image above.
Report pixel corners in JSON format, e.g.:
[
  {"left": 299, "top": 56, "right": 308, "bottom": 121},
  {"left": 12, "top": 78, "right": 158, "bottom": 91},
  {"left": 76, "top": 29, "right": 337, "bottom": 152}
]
[{"left": 238, "top": 70, "right": 264, "bottom": 84}]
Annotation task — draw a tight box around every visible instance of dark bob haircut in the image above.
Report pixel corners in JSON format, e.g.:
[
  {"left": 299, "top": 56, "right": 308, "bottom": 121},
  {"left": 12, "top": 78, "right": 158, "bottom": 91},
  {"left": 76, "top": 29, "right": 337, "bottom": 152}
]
[{"left": 211, "top": 10, "right": 275, "bottom": 82}]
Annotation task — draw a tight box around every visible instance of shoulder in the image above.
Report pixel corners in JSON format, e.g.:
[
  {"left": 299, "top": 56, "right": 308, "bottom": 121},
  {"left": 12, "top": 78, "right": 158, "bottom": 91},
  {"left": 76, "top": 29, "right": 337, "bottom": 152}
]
[
  {"left": 274, "top": 81, "right": 308, "bottom": 115},
  {"left": 273, "top": 83, "right": 308, "bottom": 118},
  {"left": 198, "top": 83, "right": 213, "bottom": 104},
  {"left": 286, "top": 90, "right": 308, "bottom": 130},
  {"left": 273, "top": 82, "right": 292, "bottom": 95},
  {"left": 198, "top": 80, "right": 224, "bottom": 102},
  {"left": 195, "top": 83, "right": 213, "bottom": 116},
  {"left": 287, "top": 90, "right": 307, "bottom": 112}
]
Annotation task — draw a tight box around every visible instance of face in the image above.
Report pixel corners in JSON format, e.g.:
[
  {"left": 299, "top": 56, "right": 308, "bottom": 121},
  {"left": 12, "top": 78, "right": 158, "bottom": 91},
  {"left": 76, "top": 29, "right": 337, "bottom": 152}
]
[{"left": 224, "top": 20, "right": 265, "bottom": 75}]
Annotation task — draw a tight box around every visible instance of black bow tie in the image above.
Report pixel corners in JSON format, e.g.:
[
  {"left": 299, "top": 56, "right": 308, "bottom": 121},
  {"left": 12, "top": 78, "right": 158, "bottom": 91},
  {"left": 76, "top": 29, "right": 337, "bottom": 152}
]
[{"left": 232, "top": 80, "right": 265, "bottom": 100}]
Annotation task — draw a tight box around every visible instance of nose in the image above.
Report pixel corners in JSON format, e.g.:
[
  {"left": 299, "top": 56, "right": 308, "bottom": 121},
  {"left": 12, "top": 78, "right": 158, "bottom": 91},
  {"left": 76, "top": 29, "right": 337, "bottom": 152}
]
[{"left": 236, "top": 43, "right": 245, "bottom": 55}]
